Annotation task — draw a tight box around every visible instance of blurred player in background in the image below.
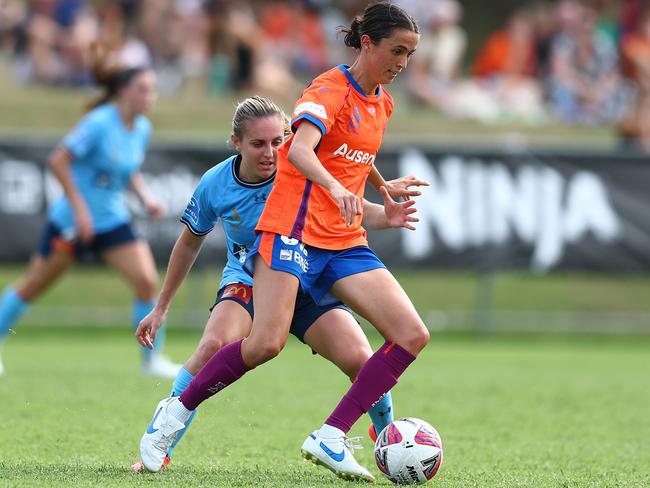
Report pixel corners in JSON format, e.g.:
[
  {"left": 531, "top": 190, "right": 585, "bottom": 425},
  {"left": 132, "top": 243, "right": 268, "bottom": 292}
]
[
  {"left": 132, "top": 95, "right": 424, "bottom": 472},
  {"left": 0, "top": 46, "right": 179, "bottom": 378},
  {"left": 138, "top": 2, "right": 427, "bottom": 482}
]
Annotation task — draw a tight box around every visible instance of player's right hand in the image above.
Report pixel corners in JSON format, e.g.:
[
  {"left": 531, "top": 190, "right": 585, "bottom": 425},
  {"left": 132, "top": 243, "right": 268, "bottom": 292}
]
[
  {"left": 136, "top": 309, "right": 166, "bottom": 349},
  {"left": 329, "top": 182, "right": 362, "bottom": 226},
  {"left": 74, "top": 205, "right": 95, "bottom": 244}
]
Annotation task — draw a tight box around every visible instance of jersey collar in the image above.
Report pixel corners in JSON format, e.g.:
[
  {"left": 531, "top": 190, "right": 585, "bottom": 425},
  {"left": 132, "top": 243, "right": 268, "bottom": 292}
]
[
  {"left": 231, "top": 155, "right": 275, "bottom": 189},
  {"left": 337, "top": 64, "right": 382, "bottom": 99}
]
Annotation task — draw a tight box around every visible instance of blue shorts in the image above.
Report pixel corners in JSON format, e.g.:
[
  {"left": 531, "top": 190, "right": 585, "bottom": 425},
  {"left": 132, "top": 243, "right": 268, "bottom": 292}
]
[
  {"left": 37, "top": 222, "right": 138, "bottom": 258},
  {"left": 212, "top": 282, "right": 355, "bottom": 343},
  {"left": 244, "top": 232, "right": 386, "bottom": 305}
]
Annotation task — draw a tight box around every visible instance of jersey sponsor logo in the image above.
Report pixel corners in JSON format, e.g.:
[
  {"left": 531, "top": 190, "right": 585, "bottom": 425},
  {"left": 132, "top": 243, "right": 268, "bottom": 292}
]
[
  {"left": 333, "top": 143, "right": 376, "bottom": 166},
  {"left": 222, "top": 284, "right": 252, "bottom": 304},
  {"left": 294, "top": 101, "right": 328, "bottom": 120}
]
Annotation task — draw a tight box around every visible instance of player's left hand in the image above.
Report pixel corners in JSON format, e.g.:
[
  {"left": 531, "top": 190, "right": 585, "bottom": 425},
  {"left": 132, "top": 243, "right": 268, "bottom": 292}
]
[
  {"left": 136, "top": 307, "right": 166, "bottom": 349},
  {"left": 145, "top": 200, "right": 166, "bottom": 219},
  {"left": 384, "top": 175, "right": 430, "bottom": 201},
  {"left": 379, "top": 186, "right": 419, "bottom": 231}
]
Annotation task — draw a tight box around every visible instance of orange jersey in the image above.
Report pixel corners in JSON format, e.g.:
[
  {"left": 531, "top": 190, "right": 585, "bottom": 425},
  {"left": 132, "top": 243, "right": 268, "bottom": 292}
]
[{"left": 256, "top": 65, "right": 394, "bottom": 250}]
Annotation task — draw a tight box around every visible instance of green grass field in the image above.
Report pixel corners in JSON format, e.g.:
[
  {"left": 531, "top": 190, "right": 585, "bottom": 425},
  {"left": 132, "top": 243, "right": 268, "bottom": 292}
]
[
  {"left": 1, "top": 268, "right": 649, "bottom": 487},
  {"left": 1, "top": 327, "right": 648, "bottom": 487}
]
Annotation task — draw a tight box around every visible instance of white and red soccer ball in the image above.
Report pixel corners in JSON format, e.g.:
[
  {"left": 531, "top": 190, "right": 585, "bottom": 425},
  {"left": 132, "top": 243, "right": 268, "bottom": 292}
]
[{"left": 374, "top": 418, "right": 443, "bottom": 484}]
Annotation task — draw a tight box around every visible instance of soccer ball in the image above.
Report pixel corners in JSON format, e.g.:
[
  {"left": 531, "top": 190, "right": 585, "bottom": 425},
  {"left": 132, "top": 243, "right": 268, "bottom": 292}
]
[{"left": 374, "top": 418, "right": 443, "bottom": 484}]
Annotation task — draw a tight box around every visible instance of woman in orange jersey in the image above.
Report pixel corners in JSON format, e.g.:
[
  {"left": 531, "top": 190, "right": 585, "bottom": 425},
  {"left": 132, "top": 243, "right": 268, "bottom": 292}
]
[{"left": 139, "top": 3, "right": 427, "bottom": 482}]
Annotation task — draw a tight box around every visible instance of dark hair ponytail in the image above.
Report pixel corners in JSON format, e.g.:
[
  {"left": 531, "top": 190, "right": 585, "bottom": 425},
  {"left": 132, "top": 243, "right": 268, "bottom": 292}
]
[
  {"left": 343, "top": 17, "right": 363, "bottom": 48},
  {"left": 339, "top": 1, "right": 418, "bottom": 49},
  {"left": 85, "top": 43, "right": 146, "bottom": 112}
]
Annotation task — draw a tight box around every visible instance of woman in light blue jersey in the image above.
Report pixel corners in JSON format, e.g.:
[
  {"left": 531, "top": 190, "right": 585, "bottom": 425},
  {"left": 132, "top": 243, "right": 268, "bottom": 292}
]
[
  {"left": 0, "top": 57, "right": 179, "bottom": 378},
  {"left": 132, "top": 96, "right": 423, "bottom": 472}
]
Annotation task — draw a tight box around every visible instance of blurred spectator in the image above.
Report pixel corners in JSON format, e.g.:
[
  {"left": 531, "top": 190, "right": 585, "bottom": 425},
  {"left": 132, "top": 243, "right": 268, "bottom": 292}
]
[
  {"left": 591, "top": 0, "right": 620, "bottom": 46},
  {"left": 96, "top": 1, "right": 150, "bottom": 70},
  {"left": 204, "top": 0, "right": 251, "bottom": 94},
  {"left": 619, "top": 6, "right": 650, "bottom": 152},
  {"left": 0, "top": 0, "right": 26, "bottom": 56},
  {"left": 203, "top": 0, "right": 301, "bottom": 101},
  {"left": 548, "top": 1, "right": 629, "bottom": 125},
  {"left": 406, "top": 0, "right": 466, "bottom": 111},
  {"left": 252, "top": 0, "right": 325, "bottom": 101},
  {"left": 440, "top": 9, "right": 544, "bottom": 124},
  {"left": 530, "top": 1, "right": 558, "bottom": 79},
  {"left": 1, "top": 0, "right": 649, "bottom": 136}
]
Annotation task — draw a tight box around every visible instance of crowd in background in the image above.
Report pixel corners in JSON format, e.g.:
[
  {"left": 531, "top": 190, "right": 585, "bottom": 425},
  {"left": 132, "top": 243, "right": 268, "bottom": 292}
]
[{"left": 1, "top": 0, "right": 650, "bottom": 151}]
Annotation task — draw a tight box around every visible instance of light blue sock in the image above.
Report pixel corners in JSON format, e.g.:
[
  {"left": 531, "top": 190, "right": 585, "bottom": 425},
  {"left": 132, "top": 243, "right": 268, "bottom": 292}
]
[
  {"left": 132, "top": 299, "right": 166, "bottom": 359},
  {"left": 168, "top": 367, "right": 197, "bottom": 457},
  {"left": 0, "top": 288, "right": 28, "bottom": 340},
  {"left": 368, "top": 391, "right": 394, "bottom": 436}
]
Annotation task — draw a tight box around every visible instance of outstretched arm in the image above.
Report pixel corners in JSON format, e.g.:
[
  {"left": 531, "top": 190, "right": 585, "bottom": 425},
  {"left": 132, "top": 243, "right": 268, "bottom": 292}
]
[{"left": 136, "top": 227, "right": 205, "bottom": 348}]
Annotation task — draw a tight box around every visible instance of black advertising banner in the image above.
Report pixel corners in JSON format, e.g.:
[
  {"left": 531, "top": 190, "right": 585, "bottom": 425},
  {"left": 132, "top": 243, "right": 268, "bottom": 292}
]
[{"left": 1, "top": 139, "right": 649, "bottom": 273}]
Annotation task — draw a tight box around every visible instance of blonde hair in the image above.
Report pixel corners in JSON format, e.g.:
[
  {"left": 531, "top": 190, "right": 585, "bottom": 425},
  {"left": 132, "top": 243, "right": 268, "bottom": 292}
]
[{"left": 232, "top": 96, "right": 290, "bottom": 140}]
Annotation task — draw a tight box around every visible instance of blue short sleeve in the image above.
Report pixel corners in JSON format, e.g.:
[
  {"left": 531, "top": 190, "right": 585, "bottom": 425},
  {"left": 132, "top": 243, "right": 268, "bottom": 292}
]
[
  {"left": 180, "top": 176, "right": 218, "bottom": 236},
  {"left": 62, "top": 113, "right": 103, "bottom": 159}
]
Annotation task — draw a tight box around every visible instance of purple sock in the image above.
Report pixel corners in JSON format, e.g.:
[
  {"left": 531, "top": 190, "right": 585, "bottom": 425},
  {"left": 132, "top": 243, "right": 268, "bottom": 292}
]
[
  {"left": 325, "top": 341, "right": 415, "bottom": 433},
  {"left": 179, "top": 339, "right": 251, "bottom": 410}
]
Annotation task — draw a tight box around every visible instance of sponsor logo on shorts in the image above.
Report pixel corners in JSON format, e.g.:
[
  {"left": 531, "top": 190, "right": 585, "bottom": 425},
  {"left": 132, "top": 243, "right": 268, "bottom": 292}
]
[
  {"left": 280, "top": 249, "right": 293, "bottom": 261},
  {"left": 222, "top": 284, "right": 252, "bottom": 304},
  {"left": 294, "top": 250, "right": 308, "bottom": 272},
  {"left": 280, "top": 235, "right": 299, "bottom": 246}
]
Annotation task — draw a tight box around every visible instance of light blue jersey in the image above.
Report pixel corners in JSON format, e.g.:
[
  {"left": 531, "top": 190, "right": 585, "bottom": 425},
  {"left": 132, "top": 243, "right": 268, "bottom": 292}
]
[
  {"left": 48, "top": 104, "right": 152, "bottom": 234},
  {"left": 180, "top": 155, "right": 274, "bottom": 289}
]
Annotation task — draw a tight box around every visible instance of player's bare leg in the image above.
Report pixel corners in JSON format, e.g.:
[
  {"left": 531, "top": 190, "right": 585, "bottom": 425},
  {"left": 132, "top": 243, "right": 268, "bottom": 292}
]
[
  {"left": 0, "top": 249, "right": 74, "bottom": 375},
  {"left": 103, "top": 241, "right": 180, "bottom": 377}
]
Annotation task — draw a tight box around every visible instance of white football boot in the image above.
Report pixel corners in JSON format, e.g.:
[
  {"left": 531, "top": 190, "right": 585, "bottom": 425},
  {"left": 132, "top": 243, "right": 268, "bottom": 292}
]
[
  {"left": 142, "top": 354, "right": 181, "bottom": 378},
  {"left": 301, "top": 427, "right": 375, "bottom": 482},
  {"left": 140, "top": 397, "right": 189, "bottom": 472},
  {"left": 0, "top": 351, "right": 4, "bottom": 376}
]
